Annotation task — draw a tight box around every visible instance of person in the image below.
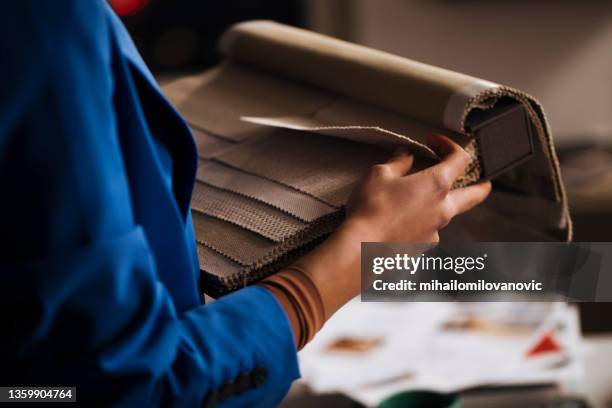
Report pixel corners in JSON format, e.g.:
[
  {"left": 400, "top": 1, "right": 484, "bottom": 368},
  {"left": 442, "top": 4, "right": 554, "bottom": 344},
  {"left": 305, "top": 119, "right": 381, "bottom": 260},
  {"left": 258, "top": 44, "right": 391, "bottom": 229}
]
[{"left": 0, "top": 1, "right": 491, "bottom": 406}]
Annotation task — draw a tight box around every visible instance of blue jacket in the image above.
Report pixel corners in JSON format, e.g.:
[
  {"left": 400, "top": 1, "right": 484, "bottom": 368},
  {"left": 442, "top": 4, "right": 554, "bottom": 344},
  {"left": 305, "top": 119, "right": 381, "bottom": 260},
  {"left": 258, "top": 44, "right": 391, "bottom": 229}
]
[{"left": 0, "top": 1, "right": 299, "bottom": 406}]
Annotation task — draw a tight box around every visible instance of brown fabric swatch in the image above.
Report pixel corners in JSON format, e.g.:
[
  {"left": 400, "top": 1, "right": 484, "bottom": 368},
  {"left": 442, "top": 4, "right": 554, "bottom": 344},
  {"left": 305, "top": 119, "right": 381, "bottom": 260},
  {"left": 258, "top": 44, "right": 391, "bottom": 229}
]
[
  {"left": 190, "top": 126, "right": 235, "bottom": 159},
  {"left": 170, "top": 21, "right": 573, "bottom": 298},
  {"left": 196, "top": 243, "right": 243, "bottom": 279},
  {"left": 192, "top": 208, "right": 343, "bottom": 270},
  {"left": 196, "top": 161, "right": 338, "bottom": 222},
  {"left": 200, "top": 235, "right": 330, "bottom": 297},
  {"left": 173, "top": 63, "right": 335, "bottom": 142},
  {"left": 192, "top": 211, "right": 274, "bottom": 266},
  {"left": 215, "top": 130, "right": 389, "bottom": 207},
  {"left": 191, "top": 181, "right": 306, "bottom": 242}
]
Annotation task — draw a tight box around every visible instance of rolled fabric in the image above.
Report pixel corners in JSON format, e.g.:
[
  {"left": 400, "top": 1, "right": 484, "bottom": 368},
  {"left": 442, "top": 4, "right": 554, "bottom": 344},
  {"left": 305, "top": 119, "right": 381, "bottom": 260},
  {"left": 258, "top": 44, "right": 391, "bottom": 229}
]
[{"left": 219, "top": 20, "right": 497, "bottom": 133}]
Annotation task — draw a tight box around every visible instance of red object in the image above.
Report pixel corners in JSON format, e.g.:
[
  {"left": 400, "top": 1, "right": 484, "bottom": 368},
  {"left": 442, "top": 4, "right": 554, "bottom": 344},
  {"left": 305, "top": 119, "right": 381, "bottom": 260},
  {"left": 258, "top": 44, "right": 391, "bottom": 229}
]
[
  {"left": 527, "top": 331, "right": 563, "bottom": 357},
  {"left": 109, "top": 0, "right": 150, "bottom": 16}
]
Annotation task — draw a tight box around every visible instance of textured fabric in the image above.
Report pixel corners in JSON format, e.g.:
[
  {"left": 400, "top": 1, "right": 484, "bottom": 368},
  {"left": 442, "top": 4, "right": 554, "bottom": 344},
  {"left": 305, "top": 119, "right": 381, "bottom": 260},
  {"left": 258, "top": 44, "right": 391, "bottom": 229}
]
[
  {"left": 164, "top": 62, "right": 335, "bottom": 142},
  {"left": 190, "top": 125, "right": 235, "bottom": 159},
  {"left": 191, "top": 181, "right": 306, "bottom": 242},
  {"left": 192, "top": 211, "right": 275, "bottom": 265},
  {"left": 163, "top": 20, "right": 572, "bottom": 297},
  {"left": 220, "top": 20, "right": 481, "bottom": 132},
  {"left": 217, "top": 20, "right": 570, "bottom": 239},
  {"left": 192, "top": 210, "right": 342, "bottom": 268},
  {"left": 203, "top": 236, "right": 331, "bottom": 297},
  {"left": 240, "top": 116, "right": 482, "bottom": 188},
  {"left": 197, "top": 161, "right": 337, "bottom": 221},
  {"left": 216, "top": 131, "right": 390, "bottom": 207},
  {"left": 197, "top": 244, "right": 243, "bottom": 279},
  {"left": 0, "top": 3, "right": 299, "bottom": 406}
]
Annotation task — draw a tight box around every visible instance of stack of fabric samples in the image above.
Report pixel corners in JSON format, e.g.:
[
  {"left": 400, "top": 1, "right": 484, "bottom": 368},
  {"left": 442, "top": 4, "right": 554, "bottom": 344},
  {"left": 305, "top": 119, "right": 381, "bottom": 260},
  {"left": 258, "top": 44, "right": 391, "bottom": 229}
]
[
  {"left": 189, "top": 126, "right": 387, "bottom": 297},
  {"left": 162, "top": 21, "right": 571, "bottom": 297}
]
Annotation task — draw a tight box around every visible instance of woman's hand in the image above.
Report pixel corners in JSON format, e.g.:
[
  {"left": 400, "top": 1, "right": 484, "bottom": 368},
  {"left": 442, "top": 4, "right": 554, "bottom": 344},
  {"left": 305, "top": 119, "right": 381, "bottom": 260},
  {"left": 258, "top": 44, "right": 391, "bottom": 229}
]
[
  {"left": 344, "top": 134, "right": 492, "bottom": 243},
  {"left": 290, "top": 134, "right": 492, "bottom": 319}
]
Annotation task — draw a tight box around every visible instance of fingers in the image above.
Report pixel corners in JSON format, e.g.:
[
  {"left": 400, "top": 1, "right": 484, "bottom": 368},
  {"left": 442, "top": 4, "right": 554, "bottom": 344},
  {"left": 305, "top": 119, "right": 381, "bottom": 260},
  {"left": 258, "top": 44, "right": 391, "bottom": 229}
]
[
  {"left": 382, "top": 149, "right": 414, "bottom": 177},
  {"left": 448, "top": 181, "right": 492, "bottom": 215},
  {"left": 426, "top": 134, "right": 471, "bottom": 189}
]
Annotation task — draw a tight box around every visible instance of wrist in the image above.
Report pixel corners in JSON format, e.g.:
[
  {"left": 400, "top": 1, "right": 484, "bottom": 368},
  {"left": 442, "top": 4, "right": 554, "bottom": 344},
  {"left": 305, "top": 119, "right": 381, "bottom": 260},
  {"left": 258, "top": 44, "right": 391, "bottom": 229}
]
[
  {"left": 289, "top": 216, "right": 369, "bottom": 318},
  {"left": 337, "top": 215, "right": 384, "bottom": 244}
]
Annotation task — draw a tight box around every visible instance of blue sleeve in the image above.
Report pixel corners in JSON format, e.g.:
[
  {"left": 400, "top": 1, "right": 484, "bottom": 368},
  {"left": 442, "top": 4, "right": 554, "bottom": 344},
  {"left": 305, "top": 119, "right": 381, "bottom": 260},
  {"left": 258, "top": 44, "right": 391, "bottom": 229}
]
[{"left": 0, "top": 1, "right": 299, "bottom": 406}]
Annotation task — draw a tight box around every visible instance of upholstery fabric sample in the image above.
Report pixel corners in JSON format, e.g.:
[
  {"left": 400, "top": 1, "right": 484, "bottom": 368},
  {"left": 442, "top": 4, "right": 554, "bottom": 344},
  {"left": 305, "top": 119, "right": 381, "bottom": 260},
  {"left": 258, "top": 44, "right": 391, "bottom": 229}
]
[
  {"left": 215, "top": 130, "right": 390, "bottom": 207},
  {"left": 190, "top": 125, "right": 235, "bottom": 160},
  {"left": 192, "top": 211, "right": 275, "bottom": 266},
  {"left": 218, "top": 21, "right": 569, "bottom": 234},
  {"left": 192, "top": 210, "right": 342, "bottom": 268},
  {"left": 196, "top": 244, "right": 243, "bottom": 281},
  {"left": 200, "top": 236, "right": 331, "bottom": 298},
  {"left": 164, "top": 63, "right": 336, "bottom": 142},
  {"left": 191, "top": 181, "right": 306, "bottom": 242},
  {"left": 161, "top": 21, "right": 572, "bottom": 296},
  {"left": 196, "top": 161, "right": 337, "bottom": 222}
]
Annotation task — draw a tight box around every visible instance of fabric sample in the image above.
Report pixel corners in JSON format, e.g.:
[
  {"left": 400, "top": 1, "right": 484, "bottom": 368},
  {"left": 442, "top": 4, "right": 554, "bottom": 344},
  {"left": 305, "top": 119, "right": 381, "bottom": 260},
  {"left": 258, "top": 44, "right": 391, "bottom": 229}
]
[
  {"left": 216, "top": 20, "right": 570, "bottom": 238},
  {"left": 215, "top": 130, "right": 390, "bottom": 207},
  {"left": 192, "top": 210, "right": 342, "bottom": 267},
  {"left": 192, "top": 211, "right": 274, "bottom": 266},
  {"left": 161, "top": 21, "right": 572, "bottom": 296},
  {"left": 191, "top": 181, "right": 306, "bottom": 242},
  {"left": 196, "top": 244, "right": 243, "bottom": 281},
  {"left": 203, "top": 236, "right": 331, "bottom": 297},
  {"left": 197, "top": 161, "right": 337, "bottom": 222},
  {"left": 167, "top": 63, "right": 335, "bottom": 142},
  {"left": 190, "top": 125, "right": 235, "bottom": 159}
]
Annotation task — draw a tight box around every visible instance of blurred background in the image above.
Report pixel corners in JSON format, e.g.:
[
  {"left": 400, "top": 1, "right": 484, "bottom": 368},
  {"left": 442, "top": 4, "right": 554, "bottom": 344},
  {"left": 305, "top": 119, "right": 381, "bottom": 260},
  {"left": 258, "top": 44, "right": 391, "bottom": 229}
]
[{"left": 110, "top": 0, "right": 612, "bottom": 406}]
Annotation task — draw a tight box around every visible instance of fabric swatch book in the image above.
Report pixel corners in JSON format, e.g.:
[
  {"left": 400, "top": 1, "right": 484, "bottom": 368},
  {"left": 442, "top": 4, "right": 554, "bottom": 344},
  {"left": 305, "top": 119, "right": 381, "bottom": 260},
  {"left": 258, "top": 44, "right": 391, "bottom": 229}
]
[{"left": 162, "top": 21, "right": 571, "bottom": 297}]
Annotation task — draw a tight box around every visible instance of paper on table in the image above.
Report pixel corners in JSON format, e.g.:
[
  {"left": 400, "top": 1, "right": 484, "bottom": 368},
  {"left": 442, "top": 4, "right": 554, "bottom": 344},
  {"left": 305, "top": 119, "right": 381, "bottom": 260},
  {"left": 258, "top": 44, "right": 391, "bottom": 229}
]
[
  {"left": 298, "top": 300, "right": 583, "bottom": 407},
  {"left": 298, "top": 301, "right": 455, "bottom": 392}
]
